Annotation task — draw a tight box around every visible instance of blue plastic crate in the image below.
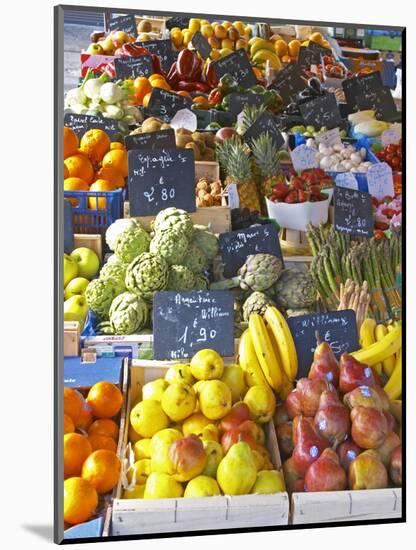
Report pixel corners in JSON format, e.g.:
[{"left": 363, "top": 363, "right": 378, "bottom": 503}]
[{"left": 326, "top": 145, "right": 380, "bottom": 193}]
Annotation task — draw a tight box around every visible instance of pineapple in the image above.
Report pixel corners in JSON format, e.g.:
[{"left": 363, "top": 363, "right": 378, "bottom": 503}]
[
  {"left": 238, "top": 104, "right": 267, "bottom": 135},
  {"left": 216, "top": 137, "right": 261, "bottom": 212},
  {"left": 251, "top": 132, "right": 285, "bottom": 197}
]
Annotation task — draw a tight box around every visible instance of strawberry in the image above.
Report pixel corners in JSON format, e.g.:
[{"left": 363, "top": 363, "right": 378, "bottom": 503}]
[
  {"left": 297, "top": 190, "right": 309, "bottom": 203},
  {"left": 291, "top": 177, "right": 305, "bottom": 191},
  {"left": 285, "top": 190, "right": 298, "bottom": 204},
  {"left": 374, "top": 221, "right": 390, "bottom": 231},
  {"left": 371, "top": 197, "right": 379, "bottom": 207},
  {"left": 272, "top": 182, "right": 290, "bottom": 199}
]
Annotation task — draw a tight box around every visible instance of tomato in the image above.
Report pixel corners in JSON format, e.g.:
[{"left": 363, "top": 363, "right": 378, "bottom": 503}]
[
  {"left": 378, "top": 152, "right": 386, "bottom": 161},
  {"left": 386, "top": 144, "right": 397, "bottom": 155},
  {"left": 391, "top": 156, "right": 401, "bottom": 169}
]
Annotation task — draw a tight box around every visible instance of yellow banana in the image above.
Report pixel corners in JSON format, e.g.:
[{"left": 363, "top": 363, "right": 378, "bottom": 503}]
[
  {"left": 384, "top": 348, "right": 402, "bottom": 400},
  {"left": 250, "top": 38, "right": 276, "bottom": 56},
  {"left": 252, "top": 50, "right": 282, "bottom": 69},
  {"left": 249, "top": 313, "right": 283, "bottom": 391},
  {"left": 360, "top": 319, "right": 382, "bottom": 376},
  {"left": 266, "top": 324, "right": 293, "bottom": 400},
  {"left": 375, "top": 324, "right": 395, "bottom": 377},
  {"left": 264, "top": 307, "right": 298, "bottom": 381},
  {"left": 238, "top": 329, "right": 269, "bottom": 388},
  {"left": 351, "top": 324, "right": 401, "bottom": 366}
]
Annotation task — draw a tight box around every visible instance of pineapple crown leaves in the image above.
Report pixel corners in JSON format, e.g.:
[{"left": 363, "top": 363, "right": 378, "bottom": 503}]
[
  {"left": 240, "top": 103, "right": 267, "bottom": 133},
  {"left": 250, "top": 131, "right": 281, "bottom": 178},
  {"left": 216, "top": 137, "right": 252, "bottom": 183}
]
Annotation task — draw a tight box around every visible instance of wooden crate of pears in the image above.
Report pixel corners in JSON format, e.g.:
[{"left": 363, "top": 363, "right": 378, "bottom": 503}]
[{"left": 111, "top": 359, "right": 289, "bottom": 536}]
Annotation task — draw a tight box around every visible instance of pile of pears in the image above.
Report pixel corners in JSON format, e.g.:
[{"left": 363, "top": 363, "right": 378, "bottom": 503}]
[
  {"left": 276, "top": 340, "right": 402, "bottom": 494},
  {"left": 125, "top": 349, "right": 286, "bottom": 499}
]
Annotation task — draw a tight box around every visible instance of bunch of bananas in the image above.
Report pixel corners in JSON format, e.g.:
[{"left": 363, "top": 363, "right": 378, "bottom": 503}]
[
  {"left": 354, "top": 320, "right": 402, "bottom": 400},
  {"left": 238, "top": 307, "right": 298, "bottom": 401}
]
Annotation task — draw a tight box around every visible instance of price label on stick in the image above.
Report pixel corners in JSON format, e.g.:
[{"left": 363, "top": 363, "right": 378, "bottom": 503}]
[
  {"left": 170, "top": 109, "right": 197, "bottom": 132},
  {"left": 298, "top": 46, "right": 320, "bottom": 68},
  {"left": 136, "top": 39, "right": 176, "bottom": 72},
  {"left": 124, "top": 129, "right": 176, "bottom": 151},
  {"left": 153, "top": 291, "right": 235, "bottom": 360},
  {"left": 356, "top": 87, "right": 398, "bottom": 122},
  {"left": 381, "top": 128, "right": 401, "bottom": 147},
  {"left": 335, "top": 172, "right": 359, "bottom": 191},
  {"left": 269, "top": 65, "right": 306, "bottom": 105},
  {"left": 366, "top": 162, "right": 394, "bottom": 201},
  {"left": 288, "top": 310, "right": 359, "bottom": 377},
  {"left": 128, "top": 148, "right": 195, "bottom": 216},
  {"left": 108, "top": 14, "right": 137, "bottom": 37},
  {"left": 333, "top": 186, "right": 374, "bottom": 237},
  {"left": 219, "top": 224, "right": 283, "bottom": 278},
  {"left": 342, "top": 71, "right": 383, "bottom": 110},
  {"left": 229, "top": 93, "right": 264, "bottom": 117},
  {"left": 213, "top": 49, "right": 257, "bottom": 88},
  {"left": 243, "top": 111, "right": 284, "bottom": 150},
  {"left": 166, "top": 16, "right": 190, "bottom": 30},
  {"left": 114, "top": 55, "right": 154, "bottom": 79},
  {"left": 64, "top": 113, "right": 120, "bottom": 140},
  {"left": 299, "top": 93, "right": 342, "bottom": 130},
  {"left": 314, "top": 127, "right": 342, "bottom": 148},
  {"left": 146, "top": 87, "right": 192, "bottom": 122},
  {"left": 191, "top": 31, "right": 212, "bottom": 60},
  {"left": 290, "top": 144, "right": 318, "bottom": 172}
]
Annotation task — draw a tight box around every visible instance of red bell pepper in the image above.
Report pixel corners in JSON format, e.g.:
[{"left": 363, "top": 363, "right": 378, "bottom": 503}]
[
  {"left": 116, "top": 43, "right": 150, "bottom": 57},
  {"left": 208, "top": 88, "right": 223, "bottom": 106},
  {"left": 204, "top": 61, "right": 219, "bottom": 88},
  {"left": 176, "top": 81, "right": 204, "bottom": 92},
  {"left": 177, "top": 49, "right": 200, "bottom": 80}
]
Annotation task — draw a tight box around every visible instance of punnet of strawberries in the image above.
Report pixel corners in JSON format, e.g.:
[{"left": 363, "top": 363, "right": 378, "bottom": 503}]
[{"left": 268, "top": 168, "right": 335, "bottom": 204}]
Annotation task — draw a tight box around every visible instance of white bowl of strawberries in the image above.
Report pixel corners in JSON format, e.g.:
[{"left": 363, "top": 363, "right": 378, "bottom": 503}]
[{"left": 266, "top": 168, "right": 335, "bottom": 232}]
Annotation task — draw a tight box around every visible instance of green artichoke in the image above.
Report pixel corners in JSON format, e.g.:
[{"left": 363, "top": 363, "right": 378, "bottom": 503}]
[
  {"left": 100, "top": 262, "right": 127, "bottom": 292},
  {"left": 153, "top": 207, "right": 194, "bottom": 240},
  {"left": 191, "top": 225, "right": 219, "bottom": 261},
  {"left": 149, "top": 228, "right": 189, "bottom": 265},
  {"left": 106, "top": 218, "right": 140, "bottom": 251},
  {"left": 85, "top": 278, "right": 120, "bottom": 320},
  {"left": 193, "top": 273, "right": 209, "bottom": 290},
  {"left": 182, "top": 242, "right": 206, "bottom": 273},
  {"left": 125, "top": 252, "right": 168, "bottom": 302},
  {"left": 114, "top": 225, "right": 151, "bottom": 264},
  {"left": 275, "top": 270, "right": 316, "bottom": 309},
  {"left": 167, "top": 265, "right": 195, "bottom": 291},
  {"left": 239, "top": 254, "right": 283, "bottom": 292},
  {"left": 96, "top": 321, "right": 114, "bottom": 335},
  {"left": 242, "top": 291, "right": 276, "bottom": 321},
  {"left": 105, "top": 254, "right": 123, "bottom": 266},
  {"left": 109, "top": 292, "right": 149, "bottom": 334}
]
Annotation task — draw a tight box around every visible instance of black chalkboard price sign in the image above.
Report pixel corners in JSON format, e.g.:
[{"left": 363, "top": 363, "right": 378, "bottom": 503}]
[
  {"left": 166, "top": 16, "right": 190, "bottom": 30},
  {"left": 128, "top": 148, "right": 195, "bottom": 216},
  {"left": 191, "top": 31, "right": 212, "bottom": 60},
  {"left": 287, "top": 310, "right": 359, "bottom": 377},
  {"left": 243, "top": 111, "right": 284, "bottom": 150},
  {"left": 219, "top": 223, "right": 283, "bottom": 278},
  {"left": 108, "top": 14, "right": 137, "bottom": 37},
  {"left": 153, "top": 291, "right": 235, "bottom": 360},
  {"left": 229, "top": 92, "right": 264, "bottom": 116},
  {"left": 146, "top": 87, "right": 192, "bottom": 122},
  {"left": 269, "top": 65, "right": 306, "bottom": 105},
  {"left": 114, "top": 55, "right": 154, "bottom": 79},
  {"left": 136, "top": 39, "right": 176, "bottom": 72},
  {"left": 124, "top": 129, "right": 176, "bottom": 151},
  {"left": 356, "top": 86, "right": 398, "bottom": 122},
  {"left": 342, "top": 71, "right": 383, "bottom": 110},
  {"left": 64, "top": 113, "right": 120, "bottom": 140},
  {"left": 333, "top": 186, "right": 374, "bottom": 238},
  {"left": 298, "top": 46, "right": 320, "bottom": 68},
  {"left": 308, "top": 40, "right": 332, "bottom": 56},
  {"left": 299, "top": 93, "right": 342, "bottom": 130},
  {"left": 213, "top": 49, "right": 257, "bottom": 88}
]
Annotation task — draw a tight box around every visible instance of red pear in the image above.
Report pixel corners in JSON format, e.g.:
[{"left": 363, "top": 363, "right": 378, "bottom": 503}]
[
  {"left": 292, "top": 415, "right": 315, "bottom": 445},
  {"left": 375, "top": 432, "right": 401, "bottom": 467},
  {"left": 351, "top": 407, "right": 388, "bottom": 449},
  {"left": 305, "top": 448, "right": 347, "bottom": 492},
  {"left": 339, "top": 354, "right": 379, "bottom": 394},
  {"left": 297, "top": 378, "right": 328, "bottom": 417},
  {"left": 337, "top": 439, "right": 362, "bottom": 471},
  {"left": 169, "top": 434, "right": 207, "bottom": 481},
  {"left": 314, "top": 390, "right": 351, "bottom": 447},
  {"left": 285, "top": 390, "right": 302, "bottom": 419},
  {"left": 309, "top": 339, "right": 340, "bottom": 386},
  {"left": 274, "top": 404, "right": 290, "bottom": 426},
  {"left": 292, "top": 416, "right": 330, "bottom": 476},
  {"left": 282, "top": 457, "right": 303, "bottom": 493},
  {"left": 293, "top": 478, "right": 305, "bottom": 492},
  {"left": 348, "top": 450, "right": 388, "bottom": 490},
  {"left": 221, "top": 420, "right": 260, "bottom": 453},
  {"left": 389, "top": 444, "right": 402, "bottom": 486},
  {"left": 384, "top": 411, "right": 398, "bottom": 433},
  {"left": 276, "top": 422, "right": 294, "bottom": 459},
  {"left": 219, "top": 402, "right": 251, "bottom": 433},
  {"left": 343, "top": 385, "right": 390, "bottom": 412}
]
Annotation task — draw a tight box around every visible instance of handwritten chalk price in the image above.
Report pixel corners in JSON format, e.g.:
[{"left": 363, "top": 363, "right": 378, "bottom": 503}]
[
  {"left": 366, "top": 162, "right": 394, "bottom": 200},
  {"left": 291, "top": 145, "right": 318, "bottom": 172}
]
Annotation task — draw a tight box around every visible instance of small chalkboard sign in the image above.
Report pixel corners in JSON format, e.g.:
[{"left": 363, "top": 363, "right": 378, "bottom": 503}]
[
  {"left": 243, "top": 111, "right": 284, "bottom": 149},
  {"left": 192, "top": 31, "right": 211, "bottom": 60},
  {"left": 287, "top": 310, "right": 359, "bottom": 377},
  {"left": 270, "top": 65, "right": 306, "bottom": 104},
  {"left": 114, "top": 55, "right": 154, "bottom": 79},
  {"left": 298, "top": 46, "right": 320, "bottom": 68},
  {"left": 333, "top": 186, "right": 374, "bottom": 237},
  {"left": 108, "top": 14, "right": 137, "bottom": 37},
  {"left": 146, "top": 87, "right": 192, "bottom": 122},
  {"left": 153, "top": 291, "right": 235, "bottom": 360},
  {"left": 124, "top": 129, "right": 176, "bottom": 151},
  {"left": 136, "top": 39, "right": 176, "bottom": 72},
  {"left": 229, "top": 93, "right": 264, "bottom": 116},
  {"left": 64, "top": 113, "right": 120, "bottom": 140},
  {"left": 342, "top": 71, "right": 383, "bottom": 110},
  {"left": 166, "top": 16, "right": 190, "bottom": 30},
  {"left": 128, "top": 148, "right": 195, "bottom": 216},
  {"left": 299, "top": 93, "right": 342, "bottom": 130},
  {"left": 308, "top": 40, "right": 332, "bottom": 56},
  {"left": 356, "top": 86, "right": 398, "bottom": 122},
  {"left": 210, "top": 109, "right": 235, "bottom": 126},
  {"left": 219, "top": 224, "right": 283, "bottom": 278},
  {"left": 213, "top": 49, "right": 257, "bottom": 88}
]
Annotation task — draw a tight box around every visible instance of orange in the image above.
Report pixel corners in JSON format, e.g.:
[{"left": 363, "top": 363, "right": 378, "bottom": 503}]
[
  {"left": 274, "top": 39, "right": 288, "bottom": 57},
  {"left": 64, "top": 414, "right": 75, "bottom": 434},
  {"left": 64, "top": 387, "right": 85, "bottom": 424},
  {"left": 309, "top": 32, "right": 324, "bottom": 45},
  {"left": 64, "top": 477, "right": 98, "bottom": 525},
  {"left": 64, "top": 177, "right": 89, "bottom": 207},
  {"left": 88, "top": 434, "right": 117, "bottom": 452},
  {"left": 214, "top": 25, "right": 227, "bottom": 39},
  {"left": 281, "top": 55, "right": 291, "bottom": 63},
  {"left": 95, "top": 166, "right": 125, "bottom": 189},
  {"left": 76, "top": 401, "right": 94, "bottom": 432},
  {"left": 64, "top": 164, "right": 69, "bottom": 179},
  {"left": 80, "top": 129, "right": 111, "bottom": 163},
  {"left": 87, "top": 381, "right": 123, "bottom": 419},
  {"left": 150, "top": 79, "right": 170, "bottom": 91},
  {"left": 193, "top": 96, "right": 209, "bottom": 109},
  {"left": 82, "top": 449, "right": 121, "bottom": 494},
  {"left": 64, "top": 154, "right": 94, "bottom": 184},
  {"left": 88, "top": 179, "right": 113, "bottom": 210},
  {"left": 64, "top": 433, "right": 92, "bottom": 477},
  {"left": 133, "top": 76, "right": 152, "bottom": 103},
  {"left": 288, "top": 40, "right": 301, "bottom": 58},
  {"left": 176, "top": 90, "right": 192, "bottom": 99},
  {"left": 101, "top": 149, "right": 128, "bottom": 178},
  {"left": 64, "top": 127, "right": 79, "bottom": 159},
  {"left": 142, "top": 92, "right": 152, "bottom": 108},
  {"left": 148, "top": 73, "right": 166, "bottom": 84},
  {"left": 110, "top": 141, "right": 126, "bottom": 151},
  {"left": 252, "top": 67, "right": 263, "bottom": 79},
  {"left": 88, "top": 418, "right": 119, "bottom": 440}
]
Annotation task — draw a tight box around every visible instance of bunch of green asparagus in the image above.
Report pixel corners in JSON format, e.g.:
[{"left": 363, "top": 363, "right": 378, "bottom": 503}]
[{"left": 307, "top": 224, "right": 402, "bottom": 321}]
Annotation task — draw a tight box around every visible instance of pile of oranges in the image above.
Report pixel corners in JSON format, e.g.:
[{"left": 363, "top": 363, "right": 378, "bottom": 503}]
[
  {"left": 63, "top": 381, "right": 123, "bottom": 526},
  {"left": 131, "top": 73, "right": 171, "bottom": 107},
  {"left": 64, "top": 127, "right": 127, "bottom": 210}
]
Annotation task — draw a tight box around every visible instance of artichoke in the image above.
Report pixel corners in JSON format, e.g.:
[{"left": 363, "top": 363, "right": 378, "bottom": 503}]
[
  {"left": 193, "top": 273, "right": 209, "bottom": 290},
  {"left": 109, "top": 292, "right": 149, "bottom": 334},
  {"left": 96, "top": 321, "right": 114, "bottom": 335},
  {"left": 182, "top": 242, "right": 206, "bottom": 273},
  {"left": 105, "top": 254, "right": 123, "bottom": 266},
  {"left": 100, "top": 262, "right": 127, "bottom": 291},
  {"left": 239, "top": 254, "right": 283, "bottom": 292},
  {"left": 274, "top": 269, "right": 316, "bottom": 309},
  {"left": 242, "top": 291, "right": 276, "bottom": 321},
  {"left": 125, "top": 252, "right": 168, "bottom": 301},
  {"left": 153, "top": 207, "right": 194, "bottom": 240},
  {"left": 149, "top": 228, "right": 189, "bottom": 265},
  {"left": 114, "top": 225, "right": 151, "bottom": 264},
  {"left": 85, "top": 278, "right": 120, "bottom": 320},
  {"left": 167, "top": 265, "right": 195, "bottom": 291},
  {"left": 106, "top": 218, "right": 140, "bottom": 251},
  {"left": 191, "top": 225, "right": 219, "bottom": 261}
]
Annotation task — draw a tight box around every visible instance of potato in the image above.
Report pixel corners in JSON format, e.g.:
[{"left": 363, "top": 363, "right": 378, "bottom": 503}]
[
  {"left": 176, "top": 134, "right": 193, "bottom": 148},
  {"left": 193, "top": 138, "right": 206, "bottom": 154},
  {"left": 141, "top": 117, "right": 162, "bottom": 133},
  {"left": 185, "top": 142, "right": 201, "bottom": 160},
  {"left": 197, "top": 189, "right": 207, "bottom": 199},
  {"left": 203, "top": 194, "right": 215, "bottom": 206},
  {"left": 160, "top": 123, "right": 172, "bottom": 130},
  {"left": 192, "top": 131, "right": 207, "bottom": 143},
  {"left": 196, "top": 180, "right": 209, "bottom": 191},
  {"left": 204, "top": 132, "right": 216, "bottom": 148},
  {"left": 176, "top": 128, "right": 193, "bottom": 135},
  {"left": 203, "top": 147, "right": 216, "bottom": 161}
]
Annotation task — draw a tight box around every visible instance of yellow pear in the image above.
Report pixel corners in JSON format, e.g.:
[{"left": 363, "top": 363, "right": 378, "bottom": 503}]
[
  {"left": 184, "top": 475, "right": 221, "bottom": 497},
  {"left": 200, "top": 424, "right": 220, "bottom": 443},
  {"left": 128, "top": 423, "right": 141, "bottom": 444},
  {"left": 165, "top": 364, "right": 195, "bottom": 386},
  {"left": 193, "top": 380, "right": 207, "bottom": 395},
  {"left": 130, "top": 399, "right": 169, "bottom": 438},
  {"left": 161, "top": 382, "right": 196, "bottom": 422},
  {"left": 251, "top": 449, "right": 265, "bottom": 471},
  {"left": 133, "top": 438, "right": 151, "bottom": 461},
  {"left": 150, "top": 428, "right": 182, "bottom": 475},
  {"left": 142, "top": 379, "right": 169, "bottom": 402},
  {"left": 127, "top": 458, "right": 151, "bottom": 485},
  {"left": 217, "top": 441, "right": 257, "bottom": 495},
  {"left": 144, "top": 472, "right": 183, "bottom": 499},
  {"left": 122, "top": 484, "right": 145, "bottom": 499},
  {"left": 201, "top": 440, "right": 223, "bottom": 477},
  {"left": 221, "top": 365, "right": 247, "bottom": 403},
  {"left": 199, "top": 380, "right": 232, "bottom": 420},
  {"left": 244, "top": 385, "right": 276, "bottom": 423},
  {"left": 190, "top": 349, "right": 224, "bottom": 380},
  {"left": 251, "top": 470, "right": 286, "bottom": 494},
  {"left": 182, "top": 413, "right": 212, "bottom": 437}
]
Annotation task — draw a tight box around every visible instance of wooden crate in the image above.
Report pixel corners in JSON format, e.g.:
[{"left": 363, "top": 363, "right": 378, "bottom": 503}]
[
  {"left": 110, "top": 360, "right": 289, "bottom": 536},
  {"left": 291, "top": 488, "right": 402, "bottom": 525},
  {"left": 64, "top": 321, "right": 80, "bottom": 357},
  {"left": 195, "top": 161, "right": 220, "bottom": 182},
  {"left": 73, "top": 233, "right": 103, "bottom": 262},
  {"left": 135, "top": 16, "right": 167, "bottom": 35}
]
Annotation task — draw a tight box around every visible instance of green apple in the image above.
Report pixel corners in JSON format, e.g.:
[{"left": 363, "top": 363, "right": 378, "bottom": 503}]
[
  {"left": 86, "top": 43, "right": 104, "bottom": 55},
  {"left": 64, "top": 310, "right": 84, "bottom": 330},
  {"left": 70, "top": 247, "right": 100, "bottom": 280},
  {"left": 64, "top": 294, "right": 89, "bottom": 322},
  {"left": 64, "top": 254, "right": 78, "bottom": 288},
  {"left": 64, "top": 277, "right": 90, "bottom": 300}
]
